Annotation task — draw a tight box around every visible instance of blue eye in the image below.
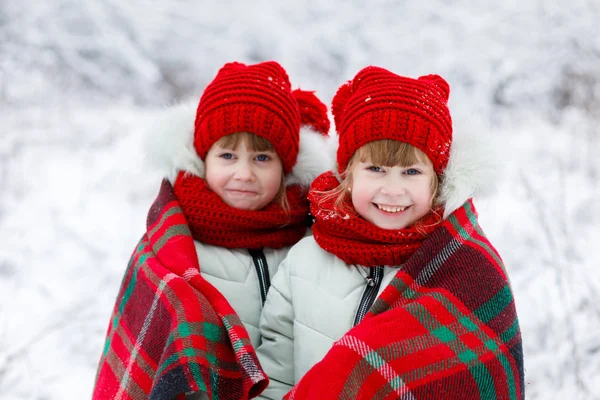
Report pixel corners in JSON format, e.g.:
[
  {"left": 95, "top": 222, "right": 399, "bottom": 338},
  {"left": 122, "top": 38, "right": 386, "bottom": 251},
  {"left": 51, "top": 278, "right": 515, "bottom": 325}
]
[
  {"left": 405, "top": 168, "right": 420, "bottom": 175},
  {"left": 367, "top": 165, "right": 383, "bottom": 172},
  {"left": 220, "top": 153, "right": 234, "bottom": 160},
  {"left": 256, "top": 154, "right": 270, "bottom": 162}
]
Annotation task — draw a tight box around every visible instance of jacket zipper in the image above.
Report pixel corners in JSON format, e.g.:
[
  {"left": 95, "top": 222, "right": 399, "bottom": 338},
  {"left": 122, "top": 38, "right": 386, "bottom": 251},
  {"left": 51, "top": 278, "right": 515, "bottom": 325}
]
[
  {"left": 353, "top": 266, "right": 384, "bottom": 326},
  {"left": 248, "top": 248, "right": 271, "bottom": 305}
]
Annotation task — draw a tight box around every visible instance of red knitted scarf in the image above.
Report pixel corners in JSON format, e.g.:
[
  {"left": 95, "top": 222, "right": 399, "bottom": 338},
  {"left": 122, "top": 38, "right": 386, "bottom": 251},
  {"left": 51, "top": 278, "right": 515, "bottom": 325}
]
[
  {"left": 173, "top": 172, "right": 309, "bottom": 249},
  {"left": 309, "top": 171, "right": 442, "bottom": 266}
]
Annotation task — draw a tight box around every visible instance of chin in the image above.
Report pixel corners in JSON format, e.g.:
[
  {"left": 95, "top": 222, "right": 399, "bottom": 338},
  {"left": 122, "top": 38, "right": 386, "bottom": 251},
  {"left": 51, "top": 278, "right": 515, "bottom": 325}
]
[
  {"left": 236, "top": 204, "right": 260, "bottom": 211},
  {"left": 380, "top": 223, "right": 409, "bottom": 230},
  {"left": 370, "top": 216, "right": 413, "bottom": 230}
]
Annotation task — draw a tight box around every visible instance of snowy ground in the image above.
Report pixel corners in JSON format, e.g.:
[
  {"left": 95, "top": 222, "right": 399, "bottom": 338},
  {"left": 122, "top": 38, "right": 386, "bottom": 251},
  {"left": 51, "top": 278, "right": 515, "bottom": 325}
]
[{"left": 1, "top": 1, "right": 599, "bottom": 399}]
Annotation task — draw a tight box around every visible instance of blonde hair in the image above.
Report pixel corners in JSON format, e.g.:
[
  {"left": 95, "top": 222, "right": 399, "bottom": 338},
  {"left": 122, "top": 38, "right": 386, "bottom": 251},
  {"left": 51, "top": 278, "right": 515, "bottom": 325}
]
[
  {"left": 319, "top": 140, "right": 441, "bottom": 228},
  {"left": 212, "top": 132, "right": 290, "bottom": 212}
]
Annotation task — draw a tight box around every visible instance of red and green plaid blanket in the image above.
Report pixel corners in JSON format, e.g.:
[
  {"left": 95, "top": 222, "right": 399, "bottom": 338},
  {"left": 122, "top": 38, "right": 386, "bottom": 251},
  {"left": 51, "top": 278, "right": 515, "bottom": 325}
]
[
  {"left": 93, "top": 179, "right": 268, "bottom": 400},
  {"left": 286, "top": 200, "right": 524, "bottom": 400}
]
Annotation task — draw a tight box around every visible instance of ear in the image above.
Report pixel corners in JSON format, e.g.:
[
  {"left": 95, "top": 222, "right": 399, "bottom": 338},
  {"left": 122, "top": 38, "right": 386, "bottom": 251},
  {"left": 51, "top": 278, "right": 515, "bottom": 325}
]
[
  {"left": 144, "top": 100, "right": 205, "bottom": 184},
  {"left": 439, "top": 121, "right": 500, "bottom": 218},
  {"left": 286, "top": 123, "right": 337, "bottom": 188}
]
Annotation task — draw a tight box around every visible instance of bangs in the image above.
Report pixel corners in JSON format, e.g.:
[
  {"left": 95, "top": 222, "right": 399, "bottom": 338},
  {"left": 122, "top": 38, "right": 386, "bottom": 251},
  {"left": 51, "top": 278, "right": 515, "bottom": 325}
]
[
  {"left": 216, "top": 132, "right": 276, "bottom": 152},
  {"left": 353, "top": 140, "right": 431, "bottom": 168}
]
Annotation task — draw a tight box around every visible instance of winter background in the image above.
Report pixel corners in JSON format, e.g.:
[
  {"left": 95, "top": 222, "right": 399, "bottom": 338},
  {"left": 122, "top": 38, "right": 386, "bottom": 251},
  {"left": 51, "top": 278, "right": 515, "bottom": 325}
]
[{"left": 1, "top": 0, "right": 599, "bottom": 399}]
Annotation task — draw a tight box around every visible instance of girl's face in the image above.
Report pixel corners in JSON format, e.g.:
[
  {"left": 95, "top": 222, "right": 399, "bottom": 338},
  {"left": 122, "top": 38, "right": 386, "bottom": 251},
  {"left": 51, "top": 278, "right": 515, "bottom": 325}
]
[
  {"left": 205, "top": 139, "right": 283, "bottom": 211},
  {"left": 350, "top": 157, "right": 436, "bottom": 230}
]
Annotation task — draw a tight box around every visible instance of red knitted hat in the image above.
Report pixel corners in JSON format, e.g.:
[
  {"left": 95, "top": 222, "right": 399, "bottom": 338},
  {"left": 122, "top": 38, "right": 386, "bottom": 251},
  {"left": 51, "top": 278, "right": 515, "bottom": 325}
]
[
  {"left": 194, "top": 61, "right": 329, "bottom": 174},
  {"left": 332, "top": 66, "right": 452, "bottom": 174}
]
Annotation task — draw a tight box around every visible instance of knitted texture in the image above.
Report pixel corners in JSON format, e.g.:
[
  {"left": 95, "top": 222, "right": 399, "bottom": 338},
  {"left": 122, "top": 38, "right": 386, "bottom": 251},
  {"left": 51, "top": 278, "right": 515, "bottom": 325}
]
[
  {"left": 93, "top": 179, "right": 268, "bottom": 400},
  {"left": 286, "top": 200, "right": 524, "bottom": 400},
  {"left": 309, "top": 172, "right": 442, "bottom": 266},
  {"left": 173, "top": 171, "right": 309, "bottom": 249},
  {"left": 194, "top": 61, "right": 304, "bottom": 173},
  {"left": 292, "top": 89, "right": 331, "bottom": 135},
  {"left": 332, "top": 66, "right": 453, "bottom": 174}
]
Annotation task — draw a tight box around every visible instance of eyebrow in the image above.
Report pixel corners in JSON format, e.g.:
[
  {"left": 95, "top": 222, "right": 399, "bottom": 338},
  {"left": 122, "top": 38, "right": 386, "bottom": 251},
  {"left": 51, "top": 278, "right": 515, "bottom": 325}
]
[{"left": 215, "top": 145, "right": 276, "bottom": 154}]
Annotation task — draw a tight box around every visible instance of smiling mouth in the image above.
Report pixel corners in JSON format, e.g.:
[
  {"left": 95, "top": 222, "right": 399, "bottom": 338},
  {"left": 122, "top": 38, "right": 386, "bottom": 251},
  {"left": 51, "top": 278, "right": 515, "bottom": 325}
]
[{"left": 375, "top": 204, "right": 409, "bottom": 213}]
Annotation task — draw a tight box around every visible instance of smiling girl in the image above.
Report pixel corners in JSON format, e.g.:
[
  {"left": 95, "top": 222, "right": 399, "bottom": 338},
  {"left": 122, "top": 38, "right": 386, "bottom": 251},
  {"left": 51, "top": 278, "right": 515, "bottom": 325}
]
[
  {"left": 204, "top": 133, "right": 285, "bottom": 212},
  {"left": 256, "top": 66, "right": 523, "bottom": 400},
  {"left": 93, "top": 61, "right": 332, "bottom": 400}
]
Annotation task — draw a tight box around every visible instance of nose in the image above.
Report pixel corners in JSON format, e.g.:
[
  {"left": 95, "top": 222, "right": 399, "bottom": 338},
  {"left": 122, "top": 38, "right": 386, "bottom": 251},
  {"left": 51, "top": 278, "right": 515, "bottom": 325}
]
[
  {"left": 380, "top": 176, "right": 406, "bottom": 197},
  {"left": 233, "top": 160, "right": 255, "bottom": 181}
]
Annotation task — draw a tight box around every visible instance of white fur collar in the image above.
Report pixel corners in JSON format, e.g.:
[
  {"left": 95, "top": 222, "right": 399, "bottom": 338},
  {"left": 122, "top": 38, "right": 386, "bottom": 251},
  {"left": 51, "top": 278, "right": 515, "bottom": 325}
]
[
  {"left": 286, "top": 126, "right": 336, "bottom": 187},
  {"left": 144, "top": 100, "right": 334, "bottom": 187},
  {"left": 145, "top": 101, "right": 204, "bottom": 183},
  {"left": 440, "top": 122, "right": 499, "bottom": 218}
]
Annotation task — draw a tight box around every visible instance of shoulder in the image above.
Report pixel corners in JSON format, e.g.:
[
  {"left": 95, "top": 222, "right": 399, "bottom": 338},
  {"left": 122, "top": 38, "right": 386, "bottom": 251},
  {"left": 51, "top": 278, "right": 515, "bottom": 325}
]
[
  {"left": 287, "top": 236, "right": 330, "bottom": 259},
  {"left": 283, "top": 236, "right": 346, "bottom": 279},
  {"left": 194, "top": 241, "right": 251, "bottom": 268}
]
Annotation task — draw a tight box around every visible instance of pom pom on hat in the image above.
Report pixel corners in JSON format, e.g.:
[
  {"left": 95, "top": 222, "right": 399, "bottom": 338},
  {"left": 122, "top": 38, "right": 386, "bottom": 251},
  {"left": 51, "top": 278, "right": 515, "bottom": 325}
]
[
  {"left": 293, "top": 89, "right": 330, "bottom": 136},
  {"left": 331, "top": 81, "right": 353, "bottom": 133},
  {"left": 418, "top": 74, "right": 450, "bottom": 101}
]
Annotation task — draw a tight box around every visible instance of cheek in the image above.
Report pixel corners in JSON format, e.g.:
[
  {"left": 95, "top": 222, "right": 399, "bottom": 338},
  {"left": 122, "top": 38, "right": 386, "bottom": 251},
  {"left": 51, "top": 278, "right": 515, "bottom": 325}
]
[
  {"left": 349, "top": 176, "right": 365, "bottom": 210},
  {"left": 204, "top": 159, "right": 215, "bottom": 182},
  {"left": 414, "top": 183, "right": 435, "bottom": 209},
  {"left": 262, "top": 167, "right": 283, "bottom": 197},
  {"left": 205, "top": 174, "right": 220, "bottom": 194},
  {"left": 204, "top": 159, "right": 226, "bottom": 191},
  {"left": 350, "top": 184, "right": 371, "bottom": 213}
]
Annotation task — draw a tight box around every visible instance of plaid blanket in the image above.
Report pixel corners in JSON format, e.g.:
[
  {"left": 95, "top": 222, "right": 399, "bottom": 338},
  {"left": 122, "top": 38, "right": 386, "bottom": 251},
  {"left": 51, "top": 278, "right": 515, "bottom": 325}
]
[
  {"left": 93, "top": 179, "right": 267, "bottom": 400},
  {"left": 286, "top": 200, "right": 524, "bottom": 400}
]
